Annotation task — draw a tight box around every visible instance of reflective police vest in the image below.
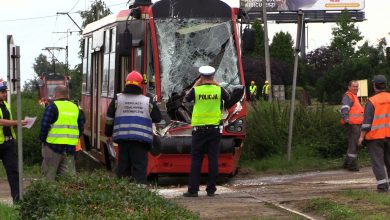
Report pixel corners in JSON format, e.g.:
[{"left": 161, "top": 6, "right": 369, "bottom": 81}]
[
  {"left": 341, "top": 91, "right": 364, "bottom": 125},
  {"left": 113, "top": 94, "right": 153, "bottom": 143},
  {"left": 249, "top": 85, "right": 257, "bottom": 95},
  {"left": 0, "top": 101, "right": 16, "bottom": 144},
  {"left": 365, "top": 92, "right": 390, "bottom": 140},
  {"left": 47, "top": 100, "right": 80, "bottom": 145},
  {"left": 191, "top": 85, "right": 222, "bottom": 126}
]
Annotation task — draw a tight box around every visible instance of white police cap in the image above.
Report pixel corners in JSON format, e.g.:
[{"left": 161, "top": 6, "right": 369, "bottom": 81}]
[{"left": 198, "top": 66, "right": 215, "bottom": 76}]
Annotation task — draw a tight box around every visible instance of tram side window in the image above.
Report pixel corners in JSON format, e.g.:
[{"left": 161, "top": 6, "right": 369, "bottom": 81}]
[
  {"left": 108, "top": 28, "right": 116, "bottom": 97},
  {"left": 102, "top": 30, "right": 110, "bottom": 96},
  {"left": 82, "top": 37, "right": 91, "bottom": 94},
  {"left": 133, "top": 47, "right": 142, "bottom": 73}
]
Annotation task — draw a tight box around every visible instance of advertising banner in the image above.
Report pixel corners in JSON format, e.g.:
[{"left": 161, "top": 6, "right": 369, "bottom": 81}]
[{"left": 240, "top": 0, "right": 365, "bottom": 12}]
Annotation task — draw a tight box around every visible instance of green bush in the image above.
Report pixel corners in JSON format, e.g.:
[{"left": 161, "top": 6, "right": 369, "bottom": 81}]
[
  {"left": 19, "top": 172, "right": 199, "bottom": 219},
  {"left": 11, "top": 92, "right": 44, "bottom": 165},
  {"left": 243, "top": 101, "right": 346, "bottom": 160}
]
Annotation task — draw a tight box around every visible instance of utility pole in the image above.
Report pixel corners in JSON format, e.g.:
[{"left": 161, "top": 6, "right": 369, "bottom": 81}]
[
  {"left": 42, "top": 47, "right": 65, "bottom": 73},
  {"left": 53, "top": 30, "right": 79, "bottom": 75},
  {"left": 262, "top": 0, "right": 272, "bottom": 102},
  {"left": 287, "top": 11, "right": 304, "bottom": 161}
]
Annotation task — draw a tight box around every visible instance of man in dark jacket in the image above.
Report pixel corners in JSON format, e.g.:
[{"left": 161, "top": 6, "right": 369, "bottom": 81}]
[
  {"left": 40, "top": 85, "right": 85, "bottom": 181},
  {"left": 0, "top": 80, "right": 27, "bottom": 202},
  {"left": 105, "top": 70, "right": 161, "bottom": 184}
]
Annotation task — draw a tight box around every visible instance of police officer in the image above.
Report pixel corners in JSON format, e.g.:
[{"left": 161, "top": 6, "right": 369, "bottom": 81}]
[
  {"left": 358, "top": 75, "right": 390, "bottom": 192},
  {"left": 105, "top": 70, "right": 161, "bottom": 184},
  {"left": 183, "top": 66, "right": 230, "bottom": 197},
  {"left": 340, "top": 80, "right": 364, "bottom": 171},
  {"left": 40, "top": 85, "right": 85, "bottom": 181},
  {"left": 249, "top": 80, "right": 257, "bottom": 102},
  {"left": 0, "top": 80, "right": 27, "bottom": 202}
]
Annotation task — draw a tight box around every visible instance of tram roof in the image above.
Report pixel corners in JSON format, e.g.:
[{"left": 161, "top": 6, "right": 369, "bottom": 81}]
[{"left": 82, "top": 9, "right": 131, "bottom": 35}]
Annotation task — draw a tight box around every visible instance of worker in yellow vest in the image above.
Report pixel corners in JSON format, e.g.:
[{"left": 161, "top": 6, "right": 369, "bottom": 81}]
[
  {"left": 182, "top": 65, "right": 230, "bottom": 197},
  {"left": 262, "top": 80, "right": 269, "bottom": 101},
  {"left": 40, "top": 85, "right": 85, "bottom": 181},
  {"left": 249, "top": 80, "right": 257, "bottom": 102},
  {"left": 359, "top": 75, "right": 390, "bottom": 192},
  {"left": 0, "top": 80, "right": 27, "bottom": 203}
]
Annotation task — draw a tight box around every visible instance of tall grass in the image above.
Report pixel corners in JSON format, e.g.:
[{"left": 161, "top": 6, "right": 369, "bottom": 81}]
[
  {"left": 0, "top": 203, "right": 19, "bottom": 220},
  {"left": 10, "top": 92, "right": 45, "bottom": 165},
  {"left": 243, "top": 101, "right": 346, "bottom": 161},
  {"left": 20, "top": 171, "right": 199, "bottom": 219}
]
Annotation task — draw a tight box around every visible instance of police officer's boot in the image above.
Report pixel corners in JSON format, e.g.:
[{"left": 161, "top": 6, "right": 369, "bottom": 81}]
[{"left": 347, "top": 158, "right": 359, "bottom": 172}]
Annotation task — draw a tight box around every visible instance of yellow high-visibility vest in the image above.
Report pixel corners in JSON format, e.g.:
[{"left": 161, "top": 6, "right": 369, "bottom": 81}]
[
  {"left": 0, "top": 101, "right": 16, "bottom": 144},
  {"left": 249, "top": 85, "right": 257, "bottom": 95},
  {"left": 191, "top": 85, "right": 222, "bottom": 126},
  {"left": 46, "top": 100, "right": 79, "bottom": 145}
]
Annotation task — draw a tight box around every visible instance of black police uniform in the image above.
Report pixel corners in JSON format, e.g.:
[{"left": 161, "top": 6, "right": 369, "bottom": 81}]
[
  {"left": 0, "top": 102, "right": 19, "bottom": 202},
  {"left": 184, "top": 85, "right": 229, "bottom": 196}
]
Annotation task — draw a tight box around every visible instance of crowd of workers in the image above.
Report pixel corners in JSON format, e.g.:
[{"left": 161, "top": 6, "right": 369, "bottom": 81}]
[
  {"left": 340, "top": 75, "right": 390, "bottom": 193},
  {"left": 2, "top": 72, "right": 390, "bottom": 204}
]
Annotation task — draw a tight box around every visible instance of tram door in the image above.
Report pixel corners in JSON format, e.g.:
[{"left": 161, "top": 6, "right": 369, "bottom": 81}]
[{"left": 89, "top": 30, "right": 104, "bottom": 157}]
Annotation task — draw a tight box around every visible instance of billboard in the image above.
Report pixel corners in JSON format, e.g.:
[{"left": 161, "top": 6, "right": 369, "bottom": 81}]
[{"left": 240, "top": 0, "right": 365, "bottom": 12}]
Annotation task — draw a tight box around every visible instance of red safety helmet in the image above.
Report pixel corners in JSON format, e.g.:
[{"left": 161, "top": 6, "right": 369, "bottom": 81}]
[{"left": 125, "top": 70, "right": 143, "bottom": 88}]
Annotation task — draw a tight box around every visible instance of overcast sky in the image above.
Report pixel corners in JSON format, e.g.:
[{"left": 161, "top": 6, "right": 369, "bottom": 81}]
[{"left": 1, "top": 0, "right": 389, "bottom": 86}]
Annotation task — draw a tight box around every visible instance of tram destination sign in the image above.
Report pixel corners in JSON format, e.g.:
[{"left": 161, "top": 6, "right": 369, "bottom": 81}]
[{"left": 240, "top": 0, "right": 365, "bottom": 12}]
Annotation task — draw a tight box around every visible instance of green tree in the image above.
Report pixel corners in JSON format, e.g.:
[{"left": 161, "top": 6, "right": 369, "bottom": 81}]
[
  {"left": 80, "top": 0, "right": 111, "bottom": 28},
  {"left": 330, "top": 11, "right": 363, "bottom": 60},
  {"left": 270, "top": 31, "right": 294, "bottom": 68},
  {"left": 33, "top": 54, "right": 51, "bottom": 77},
  {"left": 79, "top": 0, "right": 112, "bottom": 58},
  {"left": 68, "top": 64, "right": 82, "bottom": 101},
  {"left": 250, "top": 19, "right": 265, "bottom": 58}
]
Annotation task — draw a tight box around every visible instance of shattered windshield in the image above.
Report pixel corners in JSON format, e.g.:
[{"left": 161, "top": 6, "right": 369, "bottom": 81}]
[{"left": 154, "top": 19, "right": 241, "bottom": 101}]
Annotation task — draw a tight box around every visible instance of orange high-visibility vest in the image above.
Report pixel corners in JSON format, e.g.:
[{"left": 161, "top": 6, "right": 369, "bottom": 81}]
[
  {"left": 365, "top": 92, "right": 390, "bottom": 140},
  {"left": 341, "top": 91, "right": 364, "bottom": 125}
]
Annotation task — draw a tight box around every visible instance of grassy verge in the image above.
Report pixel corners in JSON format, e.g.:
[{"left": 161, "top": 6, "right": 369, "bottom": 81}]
[
  {"left": 240, "top": 149, "right": 370, "bottom": 174},
  {"left": 302, "top": 190, "right": 390, "bottom": 220},
  {"left": 0, "top": 165, "right": 41, "bottom": 178},
  {"left": 20, "top": 171, "right": 199, "bottom": 219},
  {"left": 0, "top": 203, "right": 19, "bottom": 220}
]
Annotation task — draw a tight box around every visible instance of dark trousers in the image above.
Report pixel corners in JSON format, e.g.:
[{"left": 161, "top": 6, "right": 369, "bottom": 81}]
[
  {"left": 345, "top": 124, "right": 361, "bottom": 162},
  {"left": 188, "top": 127, "right": 221, "bottom": 194},
  {"left": 0, "top": 140, "right": 19, "bottom": 202},
  {"left": 263, "top": 94, "right": 269, "bottom": 101},
  {"left": 117, "top": 140, "right": 149, "bottom": 184},
  {"left": 367, "top": 139, "right": 390, "bottom": 191}
]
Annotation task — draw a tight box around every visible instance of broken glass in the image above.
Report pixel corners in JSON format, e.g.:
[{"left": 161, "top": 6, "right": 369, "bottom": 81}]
[{"left": 154, "top": 18, "right": 241, "bottom": 101}]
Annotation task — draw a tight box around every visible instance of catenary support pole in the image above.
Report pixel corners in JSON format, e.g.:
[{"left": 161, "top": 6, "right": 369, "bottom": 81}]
[
  {"left": 262, "top": 0, "right": 272, "bottom": 102},
  {"left": 287, "top": 11, "right": 304, "bottom": 161}
]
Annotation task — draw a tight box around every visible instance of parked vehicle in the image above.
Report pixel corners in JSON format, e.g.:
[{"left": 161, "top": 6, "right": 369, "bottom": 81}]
[{"left": 37, "top": 72, "right": 69, "bottom": 106}]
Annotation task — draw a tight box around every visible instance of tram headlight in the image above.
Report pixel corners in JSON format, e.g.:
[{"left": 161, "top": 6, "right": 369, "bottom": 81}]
[{"left": 227, "top": 117, "right": 245, "bottom": 133}]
